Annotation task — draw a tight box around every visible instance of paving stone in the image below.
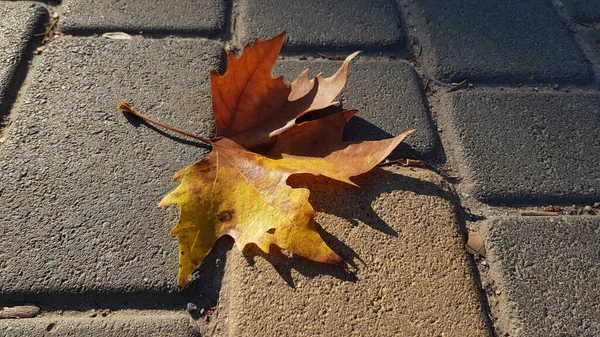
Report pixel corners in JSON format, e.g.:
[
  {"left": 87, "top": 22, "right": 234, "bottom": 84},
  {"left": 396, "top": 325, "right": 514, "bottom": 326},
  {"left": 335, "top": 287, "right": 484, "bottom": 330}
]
[
  {"left": 0, "top": 312, "right": 200, "bottom": 337},
  {"left": 411, "top": 0, "right": 594, "bottom": 84},
  {"left": 61, "top": 0, "right": 227, "bottom": 35},
  {"left": 481, "top": 217, "right": 600, "bottom": 337},
  {"left": 219, "top": 167, "right": 489, "bottom": 336},
  {"left": 0, "top": 38, "right": 225, "bottom": 306},
  {"left": 273, "top": 59, "right": 439, "bottom": 159},
  {"left": 238, "top": 0, "right": 405, "bottom": 52},
  {"left": 442, "top": 90, "right": 600, "bottom": 205},
  {"left": 561, "top": 0, "right": 600, "bottom": 22},
  {"left": 0, "top": 3, "right": 45, "bottom": 116}
]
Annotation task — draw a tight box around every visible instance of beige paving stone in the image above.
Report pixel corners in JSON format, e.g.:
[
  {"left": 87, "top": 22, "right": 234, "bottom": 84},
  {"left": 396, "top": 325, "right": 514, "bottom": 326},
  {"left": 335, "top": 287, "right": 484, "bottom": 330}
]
[{"left": 218, "top": 166, "right": 489, "bottom": 337}]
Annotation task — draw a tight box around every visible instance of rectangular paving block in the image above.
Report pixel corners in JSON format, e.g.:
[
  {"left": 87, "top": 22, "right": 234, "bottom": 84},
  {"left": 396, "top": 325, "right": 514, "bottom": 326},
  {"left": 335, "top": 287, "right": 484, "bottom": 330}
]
[
  {"left": 481, "top": 217, "right": 600, "bottom": 337},
  {"left": 442, "top": 90, "right": 600, "bottom": 205},
  {"left": 0, "top": 312, "right": 200, "bottom": 337},
  {"left": 238, "top": 0, "right": 405, "bottom": 52},
  {"left": 0, "top": 38, "right": 225, "bottom": 307},
  {"left": 0, "top": 3, "right": 45, "bottom": 117},
  {"left": 560, "top": 0, "right": 600, "bottom": 22},
  {"left": 411, "top": 0, "right": 594, "bottom": 84},
  {"left": 61, "top": 0, "right": 227, "bottom": 35},
  {"left": 272, "top": 59, "right": 439, "bottom": 159},
  {"left": 219, "top": 167, "right": 489, "bottom": 336}
]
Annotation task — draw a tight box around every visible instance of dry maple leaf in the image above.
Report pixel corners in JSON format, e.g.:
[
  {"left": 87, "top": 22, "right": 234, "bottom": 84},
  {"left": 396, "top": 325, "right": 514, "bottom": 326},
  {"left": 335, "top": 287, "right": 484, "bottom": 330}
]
[
  {"left": 119, "top": 32, "right": 415, "bottom": 288},
  {"left": 212, "top": 32, "right": 360, "bottom": 150}
]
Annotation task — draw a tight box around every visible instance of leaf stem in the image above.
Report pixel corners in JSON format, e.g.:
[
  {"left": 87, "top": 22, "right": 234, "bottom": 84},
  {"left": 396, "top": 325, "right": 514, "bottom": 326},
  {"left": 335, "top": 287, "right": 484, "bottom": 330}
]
[{"left": 118, "top": 102, "right": 212, "bottom": 145}]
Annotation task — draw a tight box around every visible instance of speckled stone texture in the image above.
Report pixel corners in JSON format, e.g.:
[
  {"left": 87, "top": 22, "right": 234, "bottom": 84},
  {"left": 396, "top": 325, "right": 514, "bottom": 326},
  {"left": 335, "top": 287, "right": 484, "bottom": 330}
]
[
  {"left": 61, "top": 0, "right": 227, "bottom": 35},
  {"left": 238, "top": 0, "right": 405, "bottom": 52},
  {"left": 442, "top": 90, "right": 600, "bottom": 204},
  {"left": 411, "top": 0, "right": 594, "bottom": 84},
  {"left": 482, "top": 217, "right": 600, "bottom": 337}
]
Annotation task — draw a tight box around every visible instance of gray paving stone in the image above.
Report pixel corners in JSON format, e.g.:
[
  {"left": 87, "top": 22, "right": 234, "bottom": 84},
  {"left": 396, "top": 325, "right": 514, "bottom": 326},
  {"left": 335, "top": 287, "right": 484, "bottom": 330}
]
[
  {"left": 411, "top": 0, "right": 594, "bottom": 84},
  {"left": 561, "top": 0, "right": 600, "bottom": 22},
  {"left": 0, "top": 38, "right": 225, "bottom": 306},
  {"left": 442, "top": 90, "right": 600, "bottom": 205},
  {"left": 61, "top": 0, "right": 227, "bottom": 35},
  {"left": 481, "top": 217, "right": 600, "bottom": 337},
  {"left": 238, "top": 0, "right": 405, "bottom": 52},
  {"left": 0, "top": 3, "right": 45, "bottom": 117},
  {"left": 273, "top": 59, "right": 439, "bottom": 159},
  {"left": 0, "top": 312, "right": 200, "bottom": 337}
]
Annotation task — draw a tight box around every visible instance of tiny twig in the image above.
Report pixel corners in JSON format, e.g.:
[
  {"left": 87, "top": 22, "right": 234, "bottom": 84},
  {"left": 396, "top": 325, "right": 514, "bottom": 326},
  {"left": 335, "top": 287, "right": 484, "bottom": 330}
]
[
  {"left": 571, "top": 18, "right": 596, "bottom": 28},
  {"left": 446, "top": 79, "right": 469, "bottom": 93},
  {"left": 118, "top": 103, "right": 213, "bottom": 144},
  {"left": 317, "top": 53, "right": 346, "bottom": 60},
  {"left": 34, "top": 14, "right": 59, "bottom": 44},
  {"left": 378, "top": 158, "right": 424, "bottom": 167}
]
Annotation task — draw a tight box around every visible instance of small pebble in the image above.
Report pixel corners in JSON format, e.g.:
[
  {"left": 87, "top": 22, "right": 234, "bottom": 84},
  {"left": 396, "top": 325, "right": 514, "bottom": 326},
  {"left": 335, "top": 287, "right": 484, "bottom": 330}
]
[
  {"left": 583, "top": 205, "right": 593, "bottom": 213},
  {"left": 495, "top": 289, "right": 501, "bottom": 296},
  {"left": 186, "top": 303, "right": 199, "bottom": 314},
  {"left": 593, "top": 202, "right": 600, "bottom": 209},
  {"left": 552, "top": 84, "right": 559, "bottom": 89},
  {"left": 52, "top": 12, "right": 60, "bottom": 20}
]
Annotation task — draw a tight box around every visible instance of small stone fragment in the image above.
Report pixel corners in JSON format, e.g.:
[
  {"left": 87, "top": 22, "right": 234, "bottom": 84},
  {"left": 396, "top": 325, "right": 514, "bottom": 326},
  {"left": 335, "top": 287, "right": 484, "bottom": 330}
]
[
  {"left": 0, "top": 305, "right": 40, "bottom": 319},
  {"left": 583, "top": 205, "right": 593, "bottom": 213},
  {"left": 102, "top": 32, "right": 132, "bottom": 40},
  {"left": 465, "top": 231, "right": 486, "bottom": 257},
  {"left": 186, "top": 303, "right": 199, "bottom": 314},
  {"left": 593, "top": 202, "right": 600, "bottom": 209}
]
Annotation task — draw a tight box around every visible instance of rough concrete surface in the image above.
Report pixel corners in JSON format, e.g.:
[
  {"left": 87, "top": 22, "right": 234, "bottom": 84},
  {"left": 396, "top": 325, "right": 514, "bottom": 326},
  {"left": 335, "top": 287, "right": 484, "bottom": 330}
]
[
  {"left": 272, "top": 59, "right": 439, "bottom": 159},
  {"left": 0, "top": 312, "right": 200, "bottom": 337},
  {"left": 217, "top": 167, "right": 489, "bottom": 336},
  {"left": 410, "top": 0, "right": 594, "bottom": 84},
  {"left": 560, "top": 0, "right": 600, "bottom": 22},
  {"left": 238, "top": 0, "right": 405, "bottom": 52},
  {"left": 442, "top": 90, "right": 600, "bottom": 204},
  {"left": 0, "top": 38, "right": 225, "bottom": 305},
  {"left": 61, "top": 0, "right": 227, "bottom": 35},
  {"left": 0, "top": 3, "right": 45, "bottom": 115},
  {"left": 481, "top": 217, "right": 600, "bottom": 337}
]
